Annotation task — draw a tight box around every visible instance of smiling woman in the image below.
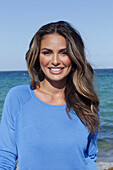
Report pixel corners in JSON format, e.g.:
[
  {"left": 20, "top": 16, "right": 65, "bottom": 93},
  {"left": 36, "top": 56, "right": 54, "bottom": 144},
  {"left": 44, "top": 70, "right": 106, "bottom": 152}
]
[
  {"left": 34, "top": 33, "right": 72, "bottom": 105},
  {"left": 0, "top": 21, "right": 100, "bottom": 170}
]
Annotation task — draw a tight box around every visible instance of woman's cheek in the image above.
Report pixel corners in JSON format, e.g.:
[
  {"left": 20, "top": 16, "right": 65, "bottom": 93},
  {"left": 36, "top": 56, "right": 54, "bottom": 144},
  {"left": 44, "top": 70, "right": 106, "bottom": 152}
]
[
  {"left": 40, "top": 57, "right": 49, "bottom": 66},
  {"left": 62, "top": 57, "right": 72, "bottom": 66}
]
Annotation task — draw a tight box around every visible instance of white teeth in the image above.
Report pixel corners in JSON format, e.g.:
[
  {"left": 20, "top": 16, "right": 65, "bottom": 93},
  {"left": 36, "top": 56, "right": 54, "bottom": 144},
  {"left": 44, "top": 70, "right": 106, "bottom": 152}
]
[{"left": 50, "top": 68, "right": 62, "bottom": 71}]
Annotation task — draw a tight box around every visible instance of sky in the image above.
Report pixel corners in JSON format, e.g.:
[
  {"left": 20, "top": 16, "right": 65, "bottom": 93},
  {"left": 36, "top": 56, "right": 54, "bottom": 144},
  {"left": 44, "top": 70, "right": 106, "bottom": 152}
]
[{"left": 0, "top": 0, "right": 113, "bottom": 71}]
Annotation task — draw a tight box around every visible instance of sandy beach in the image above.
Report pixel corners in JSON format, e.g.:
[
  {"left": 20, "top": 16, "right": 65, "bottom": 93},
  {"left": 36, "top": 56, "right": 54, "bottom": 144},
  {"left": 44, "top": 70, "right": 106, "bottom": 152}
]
[{"left": 97, "top": 162, "right": 113, "bottom": 170}]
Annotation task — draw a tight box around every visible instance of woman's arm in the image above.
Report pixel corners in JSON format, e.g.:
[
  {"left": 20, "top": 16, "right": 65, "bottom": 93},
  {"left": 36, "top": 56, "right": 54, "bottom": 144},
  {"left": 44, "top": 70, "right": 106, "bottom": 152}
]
[
  {"left": 86, "top": 130, "right": 98, "bottom": 162},
  {"left": 0, "top": 90, "right": 18, "bottom": 169},
  {"left": 85, "top": 108, "right": 100, "bottom": 162}
]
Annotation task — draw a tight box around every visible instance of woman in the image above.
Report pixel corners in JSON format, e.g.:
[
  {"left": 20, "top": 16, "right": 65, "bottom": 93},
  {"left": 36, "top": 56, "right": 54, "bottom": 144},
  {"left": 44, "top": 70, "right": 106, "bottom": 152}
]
[{"left": 0, "top": 21, "right": 100, "bottom": 169}]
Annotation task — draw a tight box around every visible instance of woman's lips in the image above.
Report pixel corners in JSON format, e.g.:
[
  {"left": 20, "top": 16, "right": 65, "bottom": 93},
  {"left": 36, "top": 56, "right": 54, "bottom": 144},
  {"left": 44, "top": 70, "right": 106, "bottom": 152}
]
[{"left": 48, "top": 67, "right": 64, "bottom": 74}]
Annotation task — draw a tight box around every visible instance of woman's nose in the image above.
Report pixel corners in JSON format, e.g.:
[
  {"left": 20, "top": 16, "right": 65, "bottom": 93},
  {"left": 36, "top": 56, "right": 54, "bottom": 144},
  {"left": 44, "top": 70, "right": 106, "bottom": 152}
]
[{"left": 52, "top": 53, "right": 60, "bottom": 65}]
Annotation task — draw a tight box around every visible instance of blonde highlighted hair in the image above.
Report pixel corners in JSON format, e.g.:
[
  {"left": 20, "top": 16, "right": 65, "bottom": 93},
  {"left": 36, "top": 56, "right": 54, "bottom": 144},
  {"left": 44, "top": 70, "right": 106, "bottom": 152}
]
[{"left": 26, "top": 21, "right": 100, "bottom": 134}]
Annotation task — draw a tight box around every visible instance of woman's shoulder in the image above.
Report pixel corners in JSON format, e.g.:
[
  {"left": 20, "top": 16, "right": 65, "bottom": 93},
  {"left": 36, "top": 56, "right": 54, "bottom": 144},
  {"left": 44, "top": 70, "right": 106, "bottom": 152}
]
[
  {"left": 5, "top": 84, "right": 32, "bottom": 107},
  {"left": 3, "top": 85, "right": 32, "bottom": 118},
  {"left": 8, "top": 84, "right": 30, "bottom": 96}
]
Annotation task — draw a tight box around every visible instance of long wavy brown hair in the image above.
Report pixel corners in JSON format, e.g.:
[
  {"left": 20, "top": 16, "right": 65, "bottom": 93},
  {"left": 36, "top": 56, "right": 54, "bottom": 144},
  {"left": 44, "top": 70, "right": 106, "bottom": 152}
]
[{"left": 26, "top": 21, "right": 100, "bottom": 134}]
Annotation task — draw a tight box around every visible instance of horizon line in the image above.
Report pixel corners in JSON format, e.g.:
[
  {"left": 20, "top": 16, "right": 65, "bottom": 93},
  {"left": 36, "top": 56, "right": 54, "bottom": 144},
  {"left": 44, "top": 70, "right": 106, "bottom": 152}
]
[{"left": 0, "top": 68, "right": 113, "bottom": 72}]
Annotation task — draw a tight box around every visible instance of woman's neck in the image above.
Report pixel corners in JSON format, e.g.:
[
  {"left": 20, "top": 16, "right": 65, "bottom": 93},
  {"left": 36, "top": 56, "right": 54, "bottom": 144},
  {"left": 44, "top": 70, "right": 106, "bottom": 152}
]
[
  {"left": 39, "top": 77, "right": 66, "bottom": 97},
  {"left": 34, "top": 77, "right": 67, "bottom": 105}
]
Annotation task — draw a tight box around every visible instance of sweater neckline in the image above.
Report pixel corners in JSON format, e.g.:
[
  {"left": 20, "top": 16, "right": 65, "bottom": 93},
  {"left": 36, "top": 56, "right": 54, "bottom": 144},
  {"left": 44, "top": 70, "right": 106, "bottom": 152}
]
[{"left": 29, "top": 85, "right": 66, "bottom": 109}]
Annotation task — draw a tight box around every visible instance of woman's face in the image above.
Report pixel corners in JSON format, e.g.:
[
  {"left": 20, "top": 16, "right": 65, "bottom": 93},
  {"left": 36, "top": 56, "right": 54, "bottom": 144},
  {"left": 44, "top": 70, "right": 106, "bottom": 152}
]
[{"left": 39, "top": 33, "right": 72, "bottom": 83}]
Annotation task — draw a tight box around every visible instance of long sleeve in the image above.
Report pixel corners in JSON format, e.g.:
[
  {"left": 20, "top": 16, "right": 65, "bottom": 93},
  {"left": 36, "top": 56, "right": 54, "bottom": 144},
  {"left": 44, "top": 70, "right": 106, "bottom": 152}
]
[
  {"left": 85, "top": 108, "right": 100, "bottom": 163},
  {"left": 87, "top": 130, "right": 98, "bottom": 162},
  {"left": 0, "top": 90, "right": 18, "bottom": 169}
]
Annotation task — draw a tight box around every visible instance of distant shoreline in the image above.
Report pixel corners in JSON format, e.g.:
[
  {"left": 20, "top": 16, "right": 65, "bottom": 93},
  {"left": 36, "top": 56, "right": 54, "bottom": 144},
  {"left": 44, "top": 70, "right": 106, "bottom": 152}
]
[{"left": 0, "top": 68, "right": 113, "bottom": 72}]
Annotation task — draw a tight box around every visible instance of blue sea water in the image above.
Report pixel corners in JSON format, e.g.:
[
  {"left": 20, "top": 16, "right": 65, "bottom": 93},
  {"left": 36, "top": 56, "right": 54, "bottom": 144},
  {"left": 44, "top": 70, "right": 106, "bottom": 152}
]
[
  {"left": 95, "top": 69, "right": 113, "bottom": 162},
  {"left": 0, "top": 69, "right": 113, "bottom": 162}
]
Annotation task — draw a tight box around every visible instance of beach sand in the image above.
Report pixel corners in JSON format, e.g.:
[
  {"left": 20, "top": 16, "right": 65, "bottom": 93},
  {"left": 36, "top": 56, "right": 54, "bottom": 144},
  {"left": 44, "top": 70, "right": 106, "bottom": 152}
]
[{"left": 97, "top": 162, "right": 113, "bottom": 170}]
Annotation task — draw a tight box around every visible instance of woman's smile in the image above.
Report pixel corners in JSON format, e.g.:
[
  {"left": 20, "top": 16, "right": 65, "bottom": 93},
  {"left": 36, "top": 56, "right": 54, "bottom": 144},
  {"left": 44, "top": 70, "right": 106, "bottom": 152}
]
[{"left": 48, "top": 67, "right": 65, "bottom": 74}]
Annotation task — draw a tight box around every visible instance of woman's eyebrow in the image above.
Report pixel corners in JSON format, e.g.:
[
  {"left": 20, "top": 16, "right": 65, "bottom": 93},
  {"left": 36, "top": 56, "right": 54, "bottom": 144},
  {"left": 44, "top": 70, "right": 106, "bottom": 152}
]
[
  {"left": 58, "top": 48, "right": 67, "bottom": 53},
  {"left": 41, "top": 48, "right": 67, "bottom": 53},
  {"left": 41, "top": 48, "right": 52, "bottom": 52}
]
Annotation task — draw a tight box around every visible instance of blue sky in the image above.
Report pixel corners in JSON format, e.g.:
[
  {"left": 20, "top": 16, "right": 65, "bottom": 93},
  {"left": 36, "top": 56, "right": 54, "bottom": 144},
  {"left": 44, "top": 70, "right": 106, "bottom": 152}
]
[{"left": 0, "top": 0, "right": 113, "bottom": 71}]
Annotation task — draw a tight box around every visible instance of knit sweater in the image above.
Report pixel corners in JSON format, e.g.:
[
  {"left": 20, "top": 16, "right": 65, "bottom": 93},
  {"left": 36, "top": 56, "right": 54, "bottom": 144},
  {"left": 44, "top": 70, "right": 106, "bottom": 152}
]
[{"left": 0, "top": 85, "right": 99, "bottom": 170}]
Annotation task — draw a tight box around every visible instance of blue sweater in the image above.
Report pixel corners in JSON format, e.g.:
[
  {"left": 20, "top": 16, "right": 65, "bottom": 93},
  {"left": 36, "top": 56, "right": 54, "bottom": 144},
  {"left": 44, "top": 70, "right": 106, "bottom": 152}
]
[{"left": 0, "top": 85, "right": 99, "bottom": 170}]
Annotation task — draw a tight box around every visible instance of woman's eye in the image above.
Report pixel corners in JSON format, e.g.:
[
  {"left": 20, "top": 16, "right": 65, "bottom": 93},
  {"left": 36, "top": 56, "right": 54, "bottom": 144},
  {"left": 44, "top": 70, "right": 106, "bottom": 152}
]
[
  {"left": 42, "top": 51, "right": 50, "bottom": 55},
  {"left": 61, "top": 52, "right": 68, "bottom": 55}
]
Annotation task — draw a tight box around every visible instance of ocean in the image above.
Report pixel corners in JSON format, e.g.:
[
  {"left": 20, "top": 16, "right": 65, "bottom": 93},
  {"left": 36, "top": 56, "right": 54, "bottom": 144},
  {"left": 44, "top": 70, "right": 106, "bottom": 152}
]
[{"left": 0, "top": 69, "right": 113, "bottom": 162}]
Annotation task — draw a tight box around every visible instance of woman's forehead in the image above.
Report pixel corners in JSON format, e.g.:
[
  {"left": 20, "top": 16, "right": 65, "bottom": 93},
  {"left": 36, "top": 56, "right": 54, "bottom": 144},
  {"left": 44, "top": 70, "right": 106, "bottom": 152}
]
[{"left": 40, "top": 33, "right": 66, "bottom": 49}]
